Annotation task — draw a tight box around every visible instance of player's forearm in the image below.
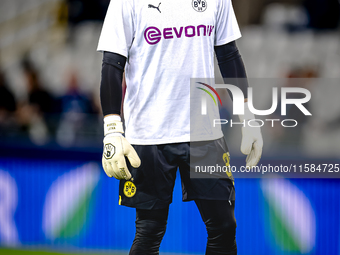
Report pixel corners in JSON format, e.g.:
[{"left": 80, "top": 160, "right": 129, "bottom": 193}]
[
  {"left": 214, "top": 41, "right": 248, "bottom": 101},
  {"left": 100, "top": 51, "right": 127, "bottom": 116}
]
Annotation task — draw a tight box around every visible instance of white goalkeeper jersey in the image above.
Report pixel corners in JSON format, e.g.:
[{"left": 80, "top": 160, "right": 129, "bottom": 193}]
[{"left": 97, "top": 0, "right": 241, "bottom": 145}]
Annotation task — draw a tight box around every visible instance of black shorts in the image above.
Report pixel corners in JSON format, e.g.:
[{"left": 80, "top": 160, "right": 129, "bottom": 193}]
[{"left": 119, "top": 137, "right": 235, "bottom": 210}]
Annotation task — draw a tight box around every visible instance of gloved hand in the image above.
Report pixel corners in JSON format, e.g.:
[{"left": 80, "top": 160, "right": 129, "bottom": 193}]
[
  {"left": 102, "top": 115, "right": 141, "bottom": 180},
  {"left": 238, "top": 103, "right": 263, "bottom": 168}
]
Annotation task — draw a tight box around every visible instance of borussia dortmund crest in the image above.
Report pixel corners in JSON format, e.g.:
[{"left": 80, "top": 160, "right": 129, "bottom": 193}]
[
  {"left": 192, "top": 0, "right": 207, "bottom": 12},
  {"left": 124, "top": 181, "right": 137, "bottom": 197}
]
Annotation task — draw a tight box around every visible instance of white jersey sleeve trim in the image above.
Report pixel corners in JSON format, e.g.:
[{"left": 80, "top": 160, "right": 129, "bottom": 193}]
[
  {"left": 96, "top": 47, "right": 128, "bottom": 59},
  {"left": 215, "top": 33, "right": 242, "bottom": 46}
]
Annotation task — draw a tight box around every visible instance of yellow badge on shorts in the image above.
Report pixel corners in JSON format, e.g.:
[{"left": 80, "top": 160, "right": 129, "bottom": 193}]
[
  {"left": 124, "top": 181, "right": 136, "bottom": 198},
  {"left": 223, "top": 152, "right": 230, "bottom": 166},
  {"left": 223, "top": 152, "right": 233, "bottom": 181}
]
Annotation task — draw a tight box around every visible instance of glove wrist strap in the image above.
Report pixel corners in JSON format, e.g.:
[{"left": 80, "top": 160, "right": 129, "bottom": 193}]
[{"left": 104, "top": 116, "right": 124, "bottom": 136}]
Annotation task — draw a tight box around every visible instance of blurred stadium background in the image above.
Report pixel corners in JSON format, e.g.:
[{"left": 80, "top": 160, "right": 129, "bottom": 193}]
[{"left": 0, "top": 0, "right": 340, "bottom": 254}]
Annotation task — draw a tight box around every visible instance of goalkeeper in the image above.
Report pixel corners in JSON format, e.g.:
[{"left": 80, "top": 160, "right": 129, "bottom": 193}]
[{"left": 98, "top": 0, "right": 263, "bottom": 254}]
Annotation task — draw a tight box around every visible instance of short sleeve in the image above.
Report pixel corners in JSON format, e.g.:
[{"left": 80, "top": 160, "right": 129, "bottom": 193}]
[
  {"left": 215, "top": 0, "right": 241, "bottom": 46},
  {"left": 97, "top": 0, "right": 135, "bottom": 58}
]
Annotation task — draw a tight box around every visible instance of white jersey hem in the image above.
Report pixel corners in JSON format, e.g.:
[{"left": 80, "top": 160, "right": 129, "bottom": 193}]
[{"left": 127, "top": 134, "right": 224, "bottom": 145}]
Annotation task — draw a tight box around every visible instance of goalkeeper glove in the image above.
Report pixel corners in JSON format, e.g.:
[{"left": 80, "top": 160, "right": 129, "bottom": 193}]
[
  {"left": 238, "top": 103, "right": 263, "bottom": 168},
  {"left": 102, "top": 115, "right": 141, "bottom": 180}
]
